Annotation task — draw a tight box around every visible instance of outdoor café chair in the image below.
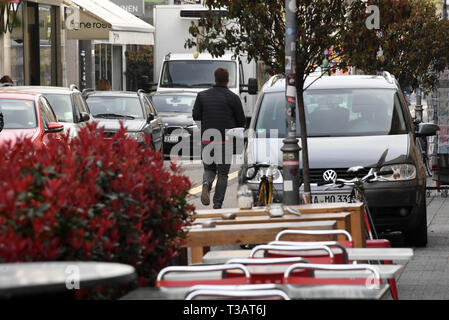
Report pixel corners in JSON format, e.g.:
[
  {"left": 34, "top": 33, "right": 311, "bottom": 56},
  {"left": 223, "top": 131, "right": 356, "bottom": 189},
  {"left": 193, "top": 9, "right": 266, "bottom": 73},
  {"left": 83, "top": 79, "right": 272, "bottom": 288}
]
[
  {"left": 250, "top": 244, "right": 347, "bottom": 264},
  {"left": 276, "top": 229, "right": 393, "bottom": 250},
  {"left": 274, "top": 229, "right": 398, "bottom": 299},
  {"left": 283, "top": 263, "right": 382, "bottom": 288},
  {"left": 268, "top": 240, "right": 349, "bottom": 264},
  {"left": 185, "top": 285, "right": 290, "bottom": 300},
  {"left": 224, "top": 257, "right": 310, "bottom": 284},
  {"left": 156, "top": 264, "right": 251, "bottom": 287},
  {"left": 276, "top": 229, "right": 354, "bottom": 248}
]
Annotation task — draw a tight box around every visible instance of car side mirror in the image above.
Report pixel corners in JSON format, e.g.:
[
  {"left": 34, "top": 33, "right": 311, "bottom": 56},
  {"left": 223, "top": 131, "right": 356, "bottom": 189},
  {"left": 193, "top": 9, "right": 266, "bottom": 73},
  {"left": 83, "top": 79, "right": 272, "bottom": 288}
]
[
  {"left": 80, "top": 112, "right": 90, "bottom": 122},
  {"left": 147, "top": 114, "right": 155, "bottom": 123},
  {"left": 141, "top": 76, "right": 157, "bottom": 93},
  {"left": 416, "top": 123, "right": 439, "bottom": 137},
  {"left": 46, "top": 122, "right": 64, "bottom": 133},
  {"left": 226, "top": 127, "right": 245, "bottom": 139},
  {"left": 247, "top": 78, "right": 258, "bottom": 95},
  {"left": 240, "top": 78, "right": 258, "bottom": 95}
]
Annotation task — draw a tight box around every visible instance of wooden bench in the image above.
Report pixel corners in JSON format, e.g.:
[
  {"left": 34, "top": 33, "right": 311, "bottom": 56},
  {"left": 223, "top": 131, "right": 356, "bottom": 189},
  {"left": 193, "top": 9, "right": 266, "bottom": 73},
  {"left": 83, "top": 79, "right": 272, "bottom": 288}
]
[
  {"left": 194, "top": 202, "right": 366, "bottom": 247},
  {"left": 193, "top": 212, "right": 351, "bottom": 241},
  {"left": 183, "top": 220, "right": 337, "bottom": 264}
]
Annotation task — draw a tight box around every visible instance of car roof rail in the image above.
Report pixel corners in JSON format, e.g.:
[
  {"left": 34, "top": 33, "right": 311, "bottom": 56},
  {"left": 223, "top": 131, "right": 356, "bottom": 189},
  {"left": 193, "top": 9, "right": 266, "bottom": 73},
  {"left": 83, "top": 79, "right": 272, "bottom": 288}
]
[
  {"left": 381, "top": 71, "right": 395, "bottom": 84},
  {"left": 69, "top": 84, "right": 80, "bottom": 92},
  {"left": 269, "top": 74, "right": 285, "bottom": 87},
  {"left": 81, "top": 88, "right": 95, "bottom": 99}
]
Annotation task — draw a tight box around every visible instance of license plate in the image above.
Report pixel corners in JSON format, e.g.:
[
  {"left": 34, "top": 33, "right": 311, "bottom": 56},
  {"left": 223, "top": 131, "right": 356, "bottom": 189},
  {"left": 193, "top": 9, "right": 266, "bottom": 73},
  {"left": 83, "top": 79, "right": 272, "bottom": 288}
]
[
  {"left": 312, "top": 193, "right": 351, "bottom": 204},
  {"left": 164, "top": 135, "right": 179, "bottom": 143}
]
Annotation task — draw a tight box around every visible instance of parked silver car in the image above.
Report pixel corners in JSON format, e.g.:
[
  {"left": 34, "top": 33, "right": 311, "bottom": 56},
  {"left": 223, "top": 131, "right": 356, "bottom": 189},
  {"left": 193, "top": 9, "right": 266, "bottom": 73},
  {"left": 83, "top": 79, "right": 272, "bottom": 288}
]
[
  {"left": 243, "top": 73, "right": 438, "bottom": 246},
  {"left": 0, "top": 85, "right": 92, "bottom": 139}
]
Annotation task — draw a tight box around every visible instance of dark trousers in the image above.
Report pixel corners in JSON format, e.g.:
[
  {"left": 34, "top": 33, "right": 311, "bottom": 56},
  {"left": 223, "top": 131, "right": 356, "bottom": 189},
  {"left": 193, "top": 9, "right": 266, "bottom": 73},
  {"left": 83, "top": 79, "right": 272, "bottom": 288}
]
[
  {"left": 201, "top": 143, "right": 232, "bottom": 208},
  {"left": 203, "top": 162, "right": 231, "bottom": 209}
]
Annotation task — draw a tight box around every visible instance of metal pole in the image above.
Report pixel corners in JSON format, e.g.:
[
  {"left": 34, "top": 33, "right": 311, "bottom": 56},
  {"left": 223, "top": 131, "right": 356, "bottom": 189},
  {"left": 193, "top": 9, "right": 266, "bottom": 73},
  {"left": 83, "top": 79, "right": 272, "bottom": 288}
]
[
  {"left": 282, "top": 0, "right": 301, "bottom": 205},
  {"left": 444, "top": 0, "right": 447, "bottom": 19},
  {"left": 415, "top": 87, "right": 423, "bottom": 122}
]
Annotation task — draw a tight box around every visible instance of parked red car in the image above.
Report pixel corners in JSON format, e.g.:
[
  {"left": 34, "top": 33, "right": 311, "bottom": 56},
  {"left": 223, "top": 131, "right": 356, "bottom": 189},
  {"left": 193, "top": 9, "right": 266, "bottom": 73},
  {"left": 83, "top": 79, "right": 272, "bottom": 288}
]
[{"left": 0, "top": 91, "right": 64, "bottom": 148}]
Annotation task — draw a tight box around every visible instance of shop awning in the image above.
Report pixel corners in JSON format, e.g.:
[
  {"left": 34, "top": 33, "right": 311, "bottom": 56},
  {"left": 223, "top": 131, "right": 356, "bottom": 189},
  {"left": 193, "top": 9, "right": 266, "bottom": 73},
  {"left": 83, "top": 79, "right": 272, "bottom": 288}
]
[{"left": 64, "top": 0, "right": 154, "bottom": 45}]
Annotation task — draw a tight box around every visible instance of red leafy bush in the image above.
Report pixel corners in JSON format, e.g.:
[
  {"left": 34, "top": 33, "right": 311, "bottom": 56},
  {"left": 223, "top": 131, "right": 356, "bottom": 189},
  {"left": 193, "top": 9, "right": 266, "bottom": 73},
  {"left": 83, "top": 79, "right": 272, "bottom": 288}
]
[{"left": 0, "top": 123, "right": 194, "bottom": 297}]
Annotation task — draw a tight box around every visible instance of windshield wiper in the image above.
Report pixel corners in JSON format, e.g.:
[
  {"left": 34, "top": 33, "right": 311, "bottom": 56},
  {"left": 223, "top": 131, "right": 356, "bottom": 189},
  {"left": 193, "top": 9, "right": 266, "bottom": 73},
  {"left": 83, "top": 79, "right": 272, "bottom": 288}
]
[
  {"left": 161, "top": 83, "right": 193, "bottom": 88},
  {"left": 191, "top": 83, "right": 213, "bottom": 87},
  {"left": 308, "top": 134, "right": 333, "bottom": 137},
  {"left": 93, "top": 113, "right": 135, "bottom": 120}
]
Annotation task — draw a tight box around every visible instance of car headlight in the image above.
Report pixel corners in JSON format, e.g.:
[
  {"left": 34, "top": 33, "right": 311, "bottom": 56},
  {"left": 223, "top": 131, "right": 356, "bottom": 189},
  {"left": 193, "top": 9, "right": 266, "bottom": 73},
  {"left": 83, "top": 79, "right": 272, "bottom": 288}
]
[
  {"left": 379, "top": 164, "right": 416, "bottom": 181},
  {"left": 126, "top": 132, "right": 146, "bottom": 143},
  {"left": 248, "top": 166, "right": 283, "bottom": 184},
  {"left": 246, "top": 167, "right": 256, "bottom": 179}
]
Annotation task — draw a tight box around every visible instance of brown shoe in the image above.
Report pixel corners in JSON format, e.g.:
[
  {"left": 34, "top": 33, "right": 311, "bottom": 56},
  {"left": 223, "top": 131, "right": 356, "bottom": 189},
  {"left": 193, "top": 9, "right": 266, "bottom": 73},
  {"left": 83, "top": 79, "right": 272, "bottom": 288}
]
[{"left": 201, "top": 184, "right": 210, "bottom": 206}]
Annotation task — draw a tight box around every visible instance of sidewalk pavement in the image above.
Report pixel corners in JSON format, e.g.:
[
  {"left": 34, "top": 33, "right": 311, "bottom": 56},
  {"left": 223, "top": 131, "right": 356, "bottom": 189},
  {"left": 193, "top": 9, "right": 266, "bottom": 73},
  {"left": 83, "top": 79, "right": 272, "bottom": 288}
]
[{"left": 396, "top": 186, "right": 449, "bottom": 300}]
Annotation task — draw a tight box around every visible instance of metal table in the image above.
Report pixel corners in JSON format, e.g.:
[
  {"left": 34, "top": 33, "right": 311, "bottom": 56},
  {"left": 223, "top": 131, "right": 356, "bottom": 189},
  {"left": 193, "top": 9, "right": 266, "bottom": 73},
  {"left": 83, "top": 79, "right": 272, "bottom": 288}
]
[
  {"left": 120, "top": 283, "right": 390, "bottom": 300},
  {"left": 202, "top": 247, "right": 414, "bottom": 264},
  {"left": 161, "top": 264, "right": 403, "bottom": 281},
  {"left": 0, "top": 261, "right": 137, "bottom": 298}
]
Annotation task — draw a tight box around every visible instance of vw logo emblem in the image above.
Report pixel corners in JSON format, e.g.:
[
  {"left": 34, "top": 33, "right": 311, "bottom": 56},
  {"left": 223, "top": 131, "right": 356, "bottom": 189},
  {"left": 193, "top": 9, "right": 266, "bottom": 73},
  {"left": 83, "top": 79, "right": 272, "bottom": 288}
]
[{"left": 323, "top": 170, "right": 337, "bottom": 182}]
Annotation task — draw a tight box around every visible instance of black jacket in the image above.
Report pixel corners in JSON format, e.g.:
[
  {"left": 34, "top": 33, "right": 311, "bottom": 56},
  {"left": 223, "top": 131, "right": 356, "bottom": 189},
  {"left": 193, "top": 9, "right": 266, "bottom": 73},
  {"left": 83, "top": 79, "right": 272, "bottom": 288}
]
[
  {"left": 0, "top": 112, "right": 3, "bottom": 132},
  {"left": 192, "top": 85, "right": 245, "bottom": 141}
]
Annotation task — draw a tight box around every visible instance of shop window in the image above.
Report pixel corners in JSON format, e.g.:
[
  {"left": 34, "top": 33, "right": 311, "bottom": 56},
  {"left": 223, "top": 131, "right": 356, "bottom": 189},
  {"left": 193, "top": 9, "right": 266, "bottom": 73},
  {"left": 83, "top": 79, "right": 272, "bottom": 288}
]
[
  {"left": 9, "top": 2, "right": 24, "bottom": 85},
  {"left": 125, "top": 45, "right": 153, "bottom": 91},
  {"left": 95, "top": 44, "right": 112, "bottom": 90},
  {"left": 39, "top": 5, "right": 56, "bottom": 86},
  {"left": 28, "top": 2, "right": 57, "bottom": 86}
]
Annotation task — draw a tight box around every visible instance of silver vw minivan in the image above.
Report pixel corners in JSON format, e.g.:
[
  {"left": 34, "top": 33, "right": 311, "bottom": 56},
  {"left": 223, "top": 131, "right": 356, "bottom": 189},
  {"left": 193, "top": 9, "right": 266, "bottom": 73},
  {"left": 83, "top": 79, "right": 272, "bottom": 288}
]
[{"left": 244, "top": 73, "right": 438, "bottom": 246}]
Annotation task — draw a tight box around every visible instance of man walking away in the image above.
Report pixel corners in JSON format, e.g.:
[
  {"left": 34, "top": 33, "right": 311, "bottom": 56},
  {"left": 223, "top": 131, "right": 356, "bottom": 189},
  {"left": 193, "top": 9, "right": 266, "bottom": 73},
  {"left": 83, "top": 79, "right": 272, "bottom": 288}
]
[{"left": 193, "top": 68, "right": 246, "bottom": 209}]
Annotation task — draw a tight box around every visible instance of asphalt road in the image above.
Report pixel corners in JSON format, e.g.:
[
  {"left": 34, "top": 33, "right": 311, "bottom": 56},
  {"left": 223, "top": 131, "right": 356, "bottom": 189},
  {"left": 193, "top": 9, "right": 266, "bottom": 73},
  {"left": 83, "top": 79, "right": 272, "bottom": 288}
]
[
  {"left": 168, "top": 159, "right": 449, "bottom": 299},
  {"left": 167, "top": 158, "right": 242, "bottom": 210}
]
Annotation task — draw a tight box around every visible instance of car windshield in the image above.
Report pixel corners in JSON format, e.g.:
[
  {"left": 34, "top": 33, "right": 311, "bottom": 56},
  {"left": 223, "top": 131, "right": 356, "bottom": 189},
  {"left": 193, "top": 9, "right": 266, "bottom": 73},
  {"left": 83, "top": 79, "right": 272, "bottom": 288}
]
[
  {"left": 0, "top": 99, "right": 37, "bottom": 129},
  {"left": 44, "top": 94, "right": 73, "bottom": 123},
  {"left": 151, "top": 95, "right": 197, "bottom": 113},
  {"left": 160, "top": 60, "right": 237, "bottom": 88},
  {"left": 255, "top": 89, "right": 408, "bottom": 138},
  {"left": 86, "top": 96, "right": 144, "bottom": 119}
]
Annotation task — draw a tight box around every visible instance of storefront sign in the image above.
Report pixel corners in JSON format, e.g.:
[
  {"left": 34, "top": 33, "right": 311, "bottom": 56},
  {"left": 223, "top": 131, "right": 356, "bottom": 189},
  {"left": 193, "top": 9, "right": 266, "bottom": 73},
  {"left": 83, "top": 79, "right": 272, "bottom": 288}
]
[
  {"left": 66, "top": 8, "right": 111, "bottom": 40},
  {"left": 111, "top": 0, "right": 144, "bottom": 17}
]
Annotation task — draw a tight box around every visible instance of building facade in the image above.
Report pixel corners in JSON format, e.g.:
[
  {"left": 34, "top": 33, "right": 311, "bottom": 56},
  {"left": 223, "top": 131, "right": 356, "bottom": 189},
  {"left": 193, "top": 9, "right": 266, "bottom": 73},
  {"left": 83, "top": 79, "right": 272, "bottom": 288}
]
[
  {"left": 1, "top": 0, "right": 64, "bottom": 86},
  {"left": 0, "top": 0, "right": 155, "bottom": 90}
]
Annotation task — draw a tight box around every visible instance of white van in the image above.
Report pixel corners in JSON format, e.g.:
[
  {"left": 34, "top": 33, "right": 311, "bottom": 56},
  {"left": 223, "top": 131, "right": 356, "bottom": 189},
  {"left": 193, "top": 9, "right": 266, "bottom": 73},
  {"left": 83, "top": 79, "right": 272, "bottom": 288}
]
[{"left": 155, "top": 52, "right": 258, "bottom": 124}]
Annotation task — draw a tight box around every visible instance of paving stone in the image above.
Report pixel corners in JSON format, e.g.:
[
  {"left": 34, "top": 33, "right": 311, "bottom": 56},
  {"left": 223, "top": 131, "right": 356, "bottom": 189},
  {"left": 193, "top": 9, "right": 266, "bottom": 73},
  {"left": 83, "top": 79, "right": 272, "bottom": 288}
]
[{"left": 396, "top": 191, "right": 449, "bottom": 300}]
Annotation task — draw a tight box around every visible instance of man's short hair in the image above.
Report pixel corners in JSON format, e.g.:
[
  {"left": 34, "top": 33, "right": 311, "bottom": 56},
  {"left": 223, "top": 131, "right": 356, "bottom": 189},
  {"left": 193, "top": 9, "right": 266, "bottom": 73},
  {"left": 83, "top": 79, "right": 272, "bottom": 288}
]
[{"left": 214, "top": 68, "right": 229, "bottom": 85}]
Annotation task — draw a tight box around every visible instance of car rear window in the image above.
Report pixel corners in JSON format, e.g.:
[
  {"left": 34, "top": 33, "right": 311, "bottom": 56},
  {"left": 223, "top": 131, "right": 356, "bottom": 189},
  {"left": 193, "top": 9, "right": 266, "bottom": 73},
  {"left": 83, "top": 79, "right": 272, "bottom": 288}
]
[
  {"left": 151, "top": 95, "right": 196, "bottom": 113},
  {"left": 0, "top": 99, "right": 37, "bottom": 129},
  {"left": 86, "top": 96, "right": 144, "bottom": 119},
  {"left": 255, "top": 89, "right": 408, "bottom": 138}
]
